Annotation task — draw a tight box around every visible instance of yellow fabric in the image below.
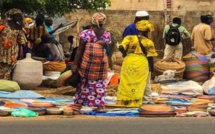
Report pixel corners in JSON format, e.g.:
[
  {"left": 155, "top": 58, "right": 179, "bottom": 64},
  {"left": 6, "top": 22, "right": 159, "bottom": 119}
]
[
  {"left": 25, "top": 18, "right": 33, "bottom": 24},
  {"left": 120, "top": 35, "right": 158, "bottom": 57},
  {"left": 43, "top": 61, "right": 66, "bottom": 72},
  {"left": 136, "top": 20, "right": 154, "bottom": 32},
  {"left": 117, "top": 54, "right": 149, "bottom": 107},
  {"left": 29, "top": 25, "right": 47, "bottom": 49}
]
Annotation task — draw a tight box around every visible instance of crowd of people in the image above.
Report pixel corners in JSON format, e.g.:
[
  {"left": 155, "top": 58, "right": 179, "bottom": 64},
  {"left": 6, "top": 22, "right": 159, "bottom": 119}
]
[{"left": 1, "top": 8, "right": 215, "bottom": 110}]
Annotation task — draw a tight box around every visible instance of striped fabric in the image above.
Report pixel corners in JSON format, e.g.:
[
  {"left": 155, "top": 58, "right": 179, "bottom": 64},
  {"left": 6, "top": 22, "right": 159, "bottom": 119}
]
[
  {"left": 79, "top": 42, "right": 108, "bottom": 80},
  {"left": 183, "top": 51, "right": 210, "bottom": 82},
  {"left": 29, "top": 25, "right": 47, "bottom": 48},
  {"left": 46, "top": 43, "right": 65, "bottom": 61}
]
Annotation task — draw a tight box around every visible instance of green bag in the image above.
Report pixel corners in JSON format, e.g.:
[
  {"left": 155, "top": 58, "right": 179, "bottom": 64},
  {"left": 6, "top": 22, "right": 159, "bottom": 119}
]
[
  {"left": 0, "top": 80, "right": 20, "bottom": 92},
  {"left": 11, "top": 108, "right": 38, "bottom": 117}
]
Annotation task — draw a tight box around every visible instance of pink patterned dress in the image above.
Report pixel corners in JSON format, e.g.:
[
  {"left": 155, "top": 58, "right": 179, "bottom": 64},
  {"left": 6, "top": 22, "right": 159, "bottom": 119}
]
[{"left": 74, "top": 29, "right": 111, "bottom": 108}]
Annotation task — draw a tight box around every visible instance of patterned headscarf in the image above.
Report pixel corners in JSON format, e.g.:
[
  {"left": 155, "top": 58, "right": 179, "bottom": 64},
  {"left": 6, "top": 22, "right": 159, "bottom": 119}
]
[
  {"left": 91, "top": 12, "right": 106, "bottom": 27},
  {"left": 136, "top": 20, "right": 154, "bottom": 32},
  {"left": 6, "top": 8, "right": 22, "bottom": 17}
]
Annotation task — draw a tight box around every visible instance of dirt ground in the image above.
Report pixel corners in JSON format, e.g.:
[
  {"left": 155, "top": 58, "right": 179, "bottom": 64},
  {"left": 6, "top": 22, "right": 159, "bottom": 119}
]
[
  {"left": 33, "top": 86, "right": 75, "bottom": 98},
  {"left": 0, "top": 115, "right": 121, "bottom": 121},
  {"left": 34, "top": 84, "right": 118, "bottom": 98}
]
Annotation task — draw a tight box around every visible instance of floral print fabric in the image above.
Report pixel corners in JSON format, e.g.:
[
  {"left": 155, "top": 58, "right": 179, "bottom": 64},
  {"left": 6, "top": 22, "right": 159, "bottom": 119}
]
[
  {"left": 74, "top": 29, "right": 111, "bottom": 108},
  {"left": 79, "top": 29, "right": 111, "bottom": 45},
  {"left": 74, "top": 78, "right": 109, "bottom": 107},
  {"left": 0, "top": 21, "right": 26, "bottom": 65}
]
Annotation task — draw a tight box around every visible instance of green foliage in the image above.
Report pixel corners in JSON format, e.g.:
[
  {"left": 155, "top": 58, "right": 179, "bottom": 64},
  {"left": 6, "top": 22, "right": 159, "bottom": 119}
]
[{"left": 0, "top": 0, "right": 111, "bottom": 17}]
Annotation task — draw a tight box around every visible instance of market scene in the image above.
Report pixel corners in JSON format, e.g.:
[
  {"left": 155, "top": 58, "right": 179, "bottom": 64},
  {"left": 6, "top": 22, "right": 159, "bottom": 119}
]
[{"left": 1, "top": 0, "right": 215, "bottom": 120}]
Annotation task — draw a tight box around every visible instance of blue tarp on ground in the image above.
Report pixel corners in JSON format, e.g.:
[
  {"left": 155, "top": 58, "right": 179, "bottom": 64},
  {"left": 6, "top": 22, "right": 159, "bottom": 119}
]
[
  {"left": 86, "top": 108, "right": 139, "bottom": 117},
  {"left": 0, "top": 90, "right": 45, "bottom": 99}
]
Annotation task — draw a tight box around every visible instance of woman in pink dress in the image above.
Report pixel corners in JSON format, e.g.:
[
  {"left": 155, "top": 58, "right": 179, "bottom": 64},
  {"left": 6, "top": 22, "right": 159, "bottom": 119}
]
[{"left": 72, "top": 13, "right": 111, "bottom": 111}]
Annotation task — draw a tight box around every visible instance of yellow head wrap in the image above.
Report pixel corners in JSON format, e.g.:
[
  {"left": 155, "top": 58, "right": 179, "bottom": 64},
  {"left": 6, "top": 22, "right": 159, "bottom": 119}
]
[
  {"left": 25, "top": 17, "right": 33, "bottom": 24},
  {"left": 136, "top": 20, "right": 154, "bottom": 32},
  {"left": 91, "top": 12, "right": 106, "bottom": 27}
]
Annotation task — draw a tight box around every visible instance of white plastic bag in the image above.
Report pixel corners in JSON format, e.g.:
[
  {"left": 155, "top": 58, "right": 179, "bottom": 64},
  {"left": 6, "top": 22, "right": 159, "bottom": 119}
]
[
  {"left": 202, "top": 77, "right": 215, "bottom": 95},
  {"left": 161, "top": 80, "right": 203, "bottom": 95}
]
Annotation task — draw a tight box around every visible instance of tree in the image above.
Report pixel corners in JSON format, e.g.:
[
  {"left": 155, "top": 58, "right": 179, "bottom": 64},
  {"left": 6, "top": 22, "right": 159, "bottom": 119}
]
[{"left": 0, "top": 0, "right": 111, "bottom": 18}]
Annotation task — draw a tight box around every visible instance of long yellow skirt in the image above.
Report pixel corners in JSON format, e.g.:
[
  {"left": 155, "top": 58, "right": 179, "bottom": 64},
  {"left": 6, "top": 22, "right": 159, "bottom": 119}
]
[{"left": 117, "top": 54, "right": 149, "bottom": 107}]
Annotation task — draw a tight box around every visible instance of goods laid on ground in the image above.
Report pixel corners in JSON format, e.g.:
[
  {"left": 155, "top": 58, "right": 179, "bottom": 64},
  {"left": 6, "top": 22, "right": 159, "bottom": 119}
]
[
  {"left": 139, "top": 104, "right": 176, "bottom": 117},
  {"left": 0, "top": 80, "right": 20, "bottom": 92},
  {"left": 183, "top": 51, "right": 210, "bottom": 82},
  {"left": 161, "top": 80, "right": 203, "bottom": 96},
  {"left": 202, "top": 76, "right": 215, "bottom": 95},
  {"left": 0, "top": 98, "right": 81, "bottom": 117},
  {"left": 154, "top": 58, "right": 185, "bottom": 79},
  {"left": 43, "top": 61, "right": 66, "bottom": 72},
  {"left": 1, "top": 91, "right": 215, "bottom": 117},
  {"left": 209, "top": 49, "right": 215, "bottom": 77},
  {"left": 57, "top": 70, "right": 73, "bottom": 87},
  {"left": 12, "top": 53, "right": 43, "bottom": 90}
]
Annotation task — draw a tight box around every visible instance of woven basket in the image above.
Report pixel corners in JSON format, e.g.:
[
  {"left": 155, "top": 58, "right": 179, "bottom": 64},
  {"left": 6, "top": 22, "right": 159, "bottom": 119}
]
[
  {"left": 12, "top": 53, "right": 43, "bottom": 90},
  {"left": 140, "top": 104, "right": 173, "bottom": 112},
  {"left": 182, "top": 51, "right": 209, "bottom": 82},
  {"left": 43, "top": 61, "right": 66, "bottom": 72},
  {"left": 154, "top": 58, "right": 185, "bottom": 78},
  {"left": 188, "top": 105, "right": 208, "bottom": 112}
]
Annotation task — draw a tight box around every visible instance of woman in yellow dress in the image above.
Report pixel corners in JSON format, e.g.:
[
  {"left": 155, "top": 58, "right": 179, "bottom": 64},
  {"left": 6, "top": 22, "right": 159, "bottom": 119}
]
[{"left": 117, "top": 20, "right": 158, "bottom": 107}]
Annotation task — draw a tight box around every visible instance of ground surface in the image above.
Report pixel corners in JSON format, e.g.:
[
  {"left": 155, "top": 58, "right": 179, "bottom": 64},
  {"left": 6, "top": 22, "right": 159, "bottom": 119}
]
[
  {"left": 34, "top": 86, "right": 75, "bottom": 98},
  {"left": 0, "top": 116, "right": 215, "bottom": 134},
  {"left": 34, "top": 85, "right": 117, "bottom": 98}
]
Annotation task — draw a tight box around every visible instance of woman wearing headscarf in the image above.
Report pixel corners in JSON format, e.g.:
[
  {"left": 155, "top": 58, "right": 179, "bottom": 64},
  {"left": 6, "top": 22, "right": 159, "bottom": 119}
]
[
  {"left": 117, "top": 20, "right": 158, "bottom": 107},
  {"left": 33, "top": 33, "right": 66, "bottom": 72},
  {"left": 0, "top": 8, "right": 27, "bottom": 80},
  {"left": 72, "top": 12, "right": 111, "bottom": 111},
  {"left": 29, "top": 14, "right": 48, "bottom": 52}
]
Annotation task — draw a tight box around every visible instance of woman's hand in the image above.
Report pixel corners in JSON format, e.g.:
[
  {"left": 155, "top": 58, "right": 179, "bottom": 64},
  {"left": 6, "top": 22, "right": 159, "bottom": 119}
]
[
  {"left": 119, "top": 46, "right": 127, "bottom": 57},
  {"left": 72, "top": 64, "right": 78, "bottom": 73}
]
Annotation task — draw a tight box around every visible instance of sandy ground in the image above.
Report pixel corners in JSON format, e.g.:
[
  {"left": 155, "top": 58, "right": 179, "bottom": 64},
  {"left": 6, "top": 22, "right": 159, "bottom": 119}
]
[
  {"left": 0, "top": 115, "right": 149, "bottom": 121},
  {"left": 1, "top": 114, "right": 215, "bottom": 121}
]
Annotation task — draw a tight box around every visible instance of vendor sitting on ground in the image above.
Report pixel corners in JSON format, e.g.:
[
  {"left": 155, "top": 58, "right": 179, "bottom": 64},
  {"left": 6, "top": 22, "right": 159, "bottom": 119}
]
[{"left": 34, "top": 34, "right": 66, "bottom": 72}]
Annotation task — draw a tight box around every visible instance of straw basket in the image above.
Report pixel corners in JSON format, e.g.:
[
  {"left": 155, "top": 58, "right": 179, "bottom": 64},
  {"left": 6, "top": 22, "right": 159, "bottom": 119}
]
[
  {"left": 182, "top": 51, "right": 209, "bottom": 82},
  {"left": 12, "top": 53, "right": 43, "bottom": 90},
  {"left": 154, "top": 58, "right": 185, "bottom": 79}
]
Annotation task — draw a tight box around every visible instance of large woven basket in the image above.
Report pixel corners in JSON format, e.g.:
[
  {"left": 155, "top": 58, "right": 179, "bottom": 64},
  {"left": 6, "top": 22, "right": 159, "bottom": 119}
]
[
  {"left": 154, "top": 58, "right": 185, "bottom": 78},
  {"left": 182, "top": 51, "right": 209, "bottom": 82},
  {"left": 12, "top": 53, "right": 43, "bottom": 90}
]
